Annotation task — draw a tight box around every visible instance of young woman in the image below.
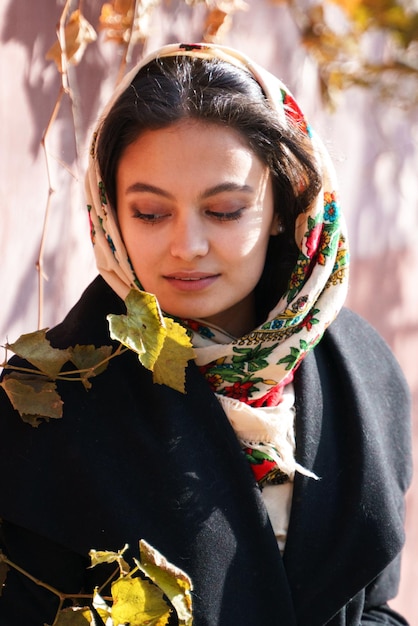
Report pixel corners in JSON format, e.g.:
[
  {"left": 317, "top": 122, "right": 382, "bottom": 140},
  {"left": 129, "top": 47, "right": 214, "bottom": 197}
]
[{"left": 0, "top": 43, "right": 412, "bottom": 625}]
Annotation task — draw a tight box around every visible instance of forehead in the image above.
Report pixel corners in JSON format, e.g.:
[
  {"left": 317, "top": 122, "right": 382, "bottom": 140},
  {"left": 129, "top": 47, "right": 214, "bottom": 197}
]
[{"left": 117, "top": 119, "right": 266, "bottom": 185}]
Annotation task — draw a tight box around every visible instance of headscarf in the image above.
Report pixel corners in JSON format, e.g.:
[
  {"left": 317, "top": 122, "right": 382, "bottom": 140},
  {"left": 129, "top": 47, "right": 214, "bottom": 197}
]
[{"left": 85, "top": 43, "right": 349, "bottom": 483}]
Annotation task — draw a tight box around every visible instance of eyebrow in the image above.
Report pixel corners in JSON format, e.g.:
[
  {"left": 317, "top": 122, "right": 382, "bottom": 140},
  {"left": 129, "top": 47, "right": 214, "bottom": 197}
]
[{"left": 124, "top": 181, "right": 255, "bottom": 199}]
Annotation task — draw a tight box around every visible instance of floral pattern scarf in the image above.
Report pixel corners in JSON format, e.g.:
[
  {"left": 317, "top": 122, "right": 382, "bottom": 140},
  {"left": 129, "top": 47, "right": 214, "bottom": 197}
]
[{"left": 85, "top": 43, "right": 349, "bottom": 486}]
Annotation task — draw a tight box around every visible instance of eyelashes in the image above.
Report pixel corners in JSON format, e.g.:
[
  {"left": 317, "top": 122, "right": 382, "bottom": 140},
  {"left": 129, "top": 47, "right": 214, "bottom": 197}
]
[
  {"left": 131, "top": 207, "right": 245, "bottom": 224},
  {"left": 131, "top": 209, "right": 165, "bottom": 223},
  {"left": 205, "top": 208, "right": 244, "bottom": 221}
]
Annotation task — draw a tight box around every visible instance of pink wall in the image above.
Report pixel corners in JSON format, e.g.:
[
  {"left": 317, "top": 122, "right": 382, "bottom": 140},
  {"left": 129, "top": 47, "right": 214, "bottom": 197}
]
[{"left": 1, "top": 0, "right": 417, "bottom": 620}]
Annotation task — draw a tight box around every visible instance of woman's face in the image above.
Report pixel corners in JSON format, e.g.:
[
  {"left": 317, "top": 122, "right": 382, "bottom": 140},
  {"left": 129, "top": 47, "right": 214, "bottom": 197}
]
[{"left": 116, "top": 119, "right": 278, "bottom": 337}]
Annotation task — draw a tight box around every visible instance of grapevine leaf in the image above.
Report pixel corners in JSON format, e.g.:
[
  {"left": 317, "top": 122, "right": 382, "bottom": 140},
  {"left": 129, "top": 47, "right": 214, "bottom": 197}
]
[
  {"left": 89, "top": 544, "right": 130, "bottom": 576},
  {"left": 153, "top": 318, "right": 195, "bottom": 394},
  {"left": 137, "top": 539, "right": 193, "bottom": 626},
  {"left": 91, "top": 592, "right": 112, "bottom": 624},
  {"left": 70, "top": 344, "right": 113, "bottom": 373},
  {"left": 53, "top": 607, "right": 93, "bottom": 625},
  {"left": 0, "top": 374, "right": 63, "bottom": 424},
  {"left": 6, "top": 329, "right": 71, "bottom": 378},
  {"left": 69, "top": 344, "right": 113, "bottom": 389},
  {"left": 45, "top": 9, "right": 97, "bottom": 71},
  {"left": 107, "top": 290, "right": 166, "bottom": 370},
  {"left": 111, "top": 575, "right": 171, "bottom": 626}
]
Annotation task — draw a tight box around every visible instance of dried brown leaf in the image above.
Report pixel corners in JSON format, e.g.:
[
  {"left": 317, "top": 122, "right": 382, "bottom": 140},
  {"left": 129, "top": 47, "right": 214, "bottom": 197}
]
[
  {"left": 203, "top": 0, "right": 248, "bottom": 41},
  {"left": 46, "top": 9, "right": 97, "bottom": 71},
  {"left": 99, "top": 0, "right": 135, "bottom": 44},
  {"left": 0, "top": 374, "right": 63, "bottom": 424},
  {"left": 6, "top": 329, "right": 72, "bottom": 378}
]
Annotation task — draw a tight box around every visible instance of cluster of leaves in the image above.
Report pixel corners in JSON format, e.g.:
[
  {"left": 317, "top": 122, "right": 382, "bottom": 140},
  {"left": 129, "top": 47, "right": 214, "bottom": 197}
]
[
  {"left": 0, "top": 290, "right": 194, "bottom": 427},
  {"left": 45, "top": 0, "right": 249, "bottom": 73},
  {"left": 273, "top": 0, "right": 418, "bottom": 106},
  {"left": 44, "top": 0, "right": 418, "bottom": 107},
  {"left": 0, "top": 540, "right": 193, "bottom": 626}
]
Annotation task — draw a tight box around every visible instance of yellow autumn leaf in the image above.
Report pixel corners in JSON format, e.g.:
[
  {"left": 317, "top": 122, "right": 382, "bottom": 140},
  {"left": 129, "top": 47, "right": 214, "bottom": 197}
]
[
  {"left": 54, "top": 602, "right": 111, "bottom": 625},
  {"left": 329, "top": 0, "right": 364, "bottom": 16},
  {"left": 107, "top": 290, "right": 194, "bottom": 392},
  {"left": 111, "top": 575, "right": 171, "bottom": 626},
  {"left": 137, "top": 539, "right": 194, "bottom": 625},
  {"left": 107, "top": 290, "right": 166, "bottom": 370},
  {"left": 47, "top": 606, "right": 92, "bottom": 625},
  {"left": 153, "top": 318, "right": 195, "bottom": 394},
  {"left": 46, "top": 9, "right": 97, "bottom": 71},
  {"left": 99, "top": 0, "right": 135, "bottom": 44},
  {"left": 89, "top": 544, "right": 130, "bottom": 576}
]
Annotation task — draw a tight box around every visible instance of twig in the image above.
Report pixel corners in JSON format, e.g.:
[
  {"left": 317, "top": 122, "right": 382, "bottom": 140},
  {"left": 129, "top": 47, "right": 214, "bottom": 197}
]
[
  {"left": 115, "top": 0, "right": 144, "bottom": 85},
  {"left": 37, "top": 86, "right": 66, "bottom": 330},
  {"left": 0, "top": 551, "right": 107, "bottom": 603},
  {"left": 36, "top": 0, "right": 80, "bottom": 330},
  {"left": 0, "top": 345, "right": 129, "bottom": 380}
]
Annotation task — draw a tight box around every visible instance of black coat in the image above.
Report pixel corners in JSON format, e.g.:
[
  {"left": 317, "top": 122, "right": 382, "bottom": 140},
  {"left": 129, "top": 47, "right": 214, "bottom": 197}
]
[{"left": 0, "top": 277, "right": 412, "bottom": 625}]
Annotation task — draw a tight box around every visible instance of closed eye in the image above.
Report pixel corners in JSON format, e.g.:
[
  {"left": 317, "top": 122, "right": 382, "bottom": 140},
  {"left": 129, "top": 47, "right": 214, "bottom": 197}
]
[
  {"left": 131, "top": 208, "right": 169, "bottom": 223},
  {"left": 206, "top": 208, "right": 244, "bottom": 221}
]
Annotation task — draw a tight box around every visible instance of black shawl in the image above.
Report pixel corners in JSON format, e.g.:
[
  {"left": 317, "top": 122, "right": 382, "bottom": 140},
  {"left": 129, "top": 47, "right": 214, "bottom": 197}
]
[{"left": 0, "top": 277, "right": 412, "bottom": 625}]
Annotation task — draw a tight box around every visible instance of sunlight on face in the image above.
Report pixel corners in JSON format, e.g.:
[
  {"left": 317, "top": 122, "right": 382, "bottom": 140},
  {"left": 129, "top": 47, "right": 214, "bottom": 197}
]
[{"left": 116, "top": 120, "right": 278, "bottom": 337}]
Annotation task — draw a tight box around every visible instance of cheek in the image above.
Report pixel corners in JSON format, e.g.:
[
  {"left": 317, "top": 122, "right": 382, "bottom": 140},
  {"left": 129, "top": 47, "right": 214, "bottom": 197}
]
[
  {"left": 232, "top": 222, "right": 271, "bottom": 263},
  {"left": 120, "top": 230, "right": 150, "bottom": 281},
  {"left": 123, "top": 225, "right": 156, "bottom": 258}
]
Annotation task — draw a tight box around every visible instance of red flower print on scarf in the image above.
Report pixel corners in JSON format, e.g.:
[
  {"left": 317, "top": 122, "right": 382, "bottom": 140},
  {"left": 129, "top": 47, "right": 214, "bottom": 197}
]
[
  {"left": 306, "top": 223, "right": 323, "bottom": 259},
  {"left": 300, "top": 309, "right": 319, "bottom": 332},
  {"left": 282, "top": 91, "right": 309, "bottom": 135},
  {"left": 248, "top": 384, "right": 283, "bottom": 407},
  {"left": 224, "top": 381, "right": 254, "bottom": 401}
]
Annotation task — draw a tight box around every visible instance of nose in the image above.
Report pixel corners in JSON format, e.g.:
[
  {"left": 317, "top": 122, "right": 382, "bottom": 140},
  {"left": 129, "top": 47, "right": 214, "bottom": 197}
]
[{"left": 170, "top": 213, "right": 209, "bottom": 261}]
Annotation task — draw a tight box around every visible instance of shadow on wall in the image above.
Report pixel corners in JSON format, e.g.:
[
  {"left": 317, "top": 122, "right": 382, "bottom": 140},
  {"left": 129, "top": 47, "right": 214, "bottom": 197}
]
[{"left": 1, "top": 0, "right": 109, "bottom": 158}]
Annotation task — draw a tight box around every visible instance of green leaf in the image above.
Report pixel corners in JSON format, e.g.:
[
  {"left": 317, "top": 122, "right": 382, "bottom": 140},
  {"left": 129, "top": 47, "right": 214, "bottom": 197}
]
[
  {"left": 111, "top": 575, "right": 171, "bottom": 626},
  {"left": 107, "top": 290, "right": 166, "bottom": 370},
  {"left": 247, "top": 360, "right": 269, "bottom": 372},
  {"left": 0, "top": 373, "right": 63, "bottom": 424},
  {"left": 69, "top": 344, "right": 113, "bottom": 374},
  {"left": 203, "top": 366, "right": 242, "bottom": 382},
  {"left": 277, "top": 346, "right": 300, "bottom": 370},
  {"left": 137, "top": 539, "right": 193, "bottom": 626},
  {"left": 6, "top": 329, "right": 72, "bottom": 378},
  {"left": 69, "top": 344, "right": 113, "bottom": 389},
  {"left": 153, "top": 318, "right": 195, "bottom": 394}
]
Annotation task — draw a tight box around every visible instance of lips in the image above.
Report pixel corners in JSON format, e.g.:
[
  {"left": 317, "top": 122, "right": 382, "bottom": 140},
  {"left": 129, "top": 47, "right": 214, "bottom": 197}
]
[{"left": 163, "top": 272, "right": 219, "bottom": 291}]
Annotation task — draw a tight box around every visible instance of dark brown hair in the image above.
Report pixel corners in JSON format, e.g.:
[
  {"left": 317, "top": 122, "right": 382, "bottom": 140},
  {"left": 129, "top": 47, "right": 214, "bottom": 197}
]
[{"left": 96, "top": 55, "right": 321, "bottom": 322}]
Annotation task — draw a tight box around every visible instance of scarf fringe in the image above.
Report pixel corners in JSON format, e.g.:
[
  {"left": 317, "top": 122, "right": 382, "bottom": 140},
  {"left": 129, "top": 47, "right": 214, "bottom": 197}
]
[{"left": 240, "top": 439, "right": 320, "bottom": 481}]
